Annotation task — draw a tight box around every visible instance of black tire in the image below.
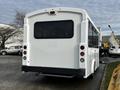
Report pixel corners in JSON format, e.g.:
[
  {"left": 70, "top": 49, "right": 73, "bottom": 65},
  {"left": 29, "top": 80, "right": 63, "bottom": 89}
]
[
  {"left": 109, "top": 53, "right": 113, "bottom": 57},
  {"left": 88, "top": 73, "right": 94, "bottom": 79},
  {"left": 18, "top": 51, "right": 22, "bottom": 56},
  {"left": 1, "top": 51, "right": 7, "bottom": 55}
]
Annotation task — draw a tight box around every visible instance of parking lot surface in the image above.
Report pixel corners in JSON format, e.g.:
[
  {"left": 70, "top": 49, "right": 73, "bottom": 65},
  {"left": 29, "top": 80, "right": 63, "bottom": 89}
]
[{"left": 0, "top": 56, "right": 105, "bottom": 90}]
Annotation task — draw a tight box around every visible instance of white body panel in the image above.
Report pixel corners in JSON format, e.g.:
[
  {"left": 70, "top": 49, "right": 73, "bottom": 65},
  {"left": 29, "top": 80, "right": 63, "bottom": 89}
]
[
  {"left": 22, "top": 7, "right": 100, "bottom": 78},
  {"left": 27, "top": 12, "right": 81, "bottom": 68}
]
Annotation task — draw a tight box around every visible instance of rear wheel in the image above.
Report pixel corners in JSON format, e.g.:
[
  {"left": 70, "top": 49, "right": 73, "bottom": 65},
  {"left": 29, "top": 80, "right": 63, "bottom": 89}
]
[
  {"left": 109, "top": 53, "right": 113, "bottom": 57},
  {"left": 1, "top": 52, "right": 7, "bottom": 55},
  {"left": 88, "top": 71, "right": 94, "bottom": 79}
]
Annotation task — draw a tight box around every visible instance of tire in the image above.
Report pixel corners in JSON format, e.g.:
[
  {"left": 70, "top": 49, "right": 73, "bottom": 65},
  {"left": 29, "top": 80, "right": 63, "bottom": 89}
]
[
  {"left": 108, "top": 53, "right": 111, "bottom": 57},
  {"left": 18, "top": 51, "right": 22, "bottom": 56},
  {"left": 88, "top": 73, "right": 94, "bottom": 79},
  {"left": 109, "top": 53, "right": 113, "bottom": 57},
  {"left": 2, "top": 52, "right": 7, "bottom": 55}
]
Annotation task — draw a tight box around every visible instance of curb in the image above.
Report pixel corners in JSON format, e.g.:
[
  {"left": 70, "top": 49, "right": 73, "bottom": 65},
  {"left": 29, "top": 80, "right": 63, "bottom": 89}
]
[{"left": 100, "top": 64, "right": 108, "bottom": 90}]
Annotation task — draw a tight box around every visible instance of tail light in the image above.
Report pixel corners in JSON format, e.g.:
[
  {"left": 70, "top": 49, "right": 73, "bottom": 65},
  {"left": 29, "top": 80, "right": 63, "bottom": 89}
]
[
  {"left": 80, "top": 45, "right": 85, "bottom": 50},
  {"left": 23, "top": 56, "right": 27, "bottom": 60},
  {"left": 23, "top": 51, "right": 27, "bottom": 55},
  {"left": 23, "top": 45, "right": 27, "bottom": 54},
  {"left": 80, "top": 45, "right": 85, "bottom": 63},
  {"left": 80, "top": 52, "right": 85, "bottom": 56},
  {"left": 80, "top": 58, "right": 84, "bottom": 62},
  {"left": 23, "top": 45, "right": 27, "bottom": 60},
  {"left": 23, "top": 45, "right": 27, "bottom": 49}
]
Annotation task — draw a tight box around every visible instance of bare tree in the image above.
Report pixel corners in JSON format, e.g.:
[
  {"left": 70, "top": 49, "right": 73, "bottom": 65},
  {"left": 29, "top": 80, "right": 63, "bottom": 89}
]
[
  {"left": 0, "top": 10, "right": 25, "bottom": 49},
  {"left": 0, "top": 26, "right": 19, "bottom": 49},
  {"left": 14, "top": 10, "right": 26, "bottom": 28}
]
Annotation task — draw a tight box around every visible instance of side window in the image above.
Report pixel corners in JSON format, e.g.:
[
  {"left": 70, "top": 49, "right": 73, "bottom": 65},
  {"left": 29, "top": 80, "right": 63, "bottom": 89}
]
[
  {"left": 88, "top": 21, "right": 99, "bottom": 48},
  {"left": 14, "top": 46, "right": 19, "bottom": 49},
  {"left": 10, "top": 46, "right": 14, "bottom": 49},
  {"left": 88, "top": 21, "right": 93, "bottom": 47},
  {"left": 93, "top": 28, "right": 98, "bottom": 48}
]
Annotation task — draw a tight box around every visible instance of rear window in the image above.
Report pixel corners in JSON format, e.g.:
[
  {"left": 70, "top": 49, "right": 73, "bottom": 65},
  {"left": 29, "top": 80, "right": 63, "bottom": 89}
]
[{"left": 34, "top": 20, "right": 74, "bottom": 39}]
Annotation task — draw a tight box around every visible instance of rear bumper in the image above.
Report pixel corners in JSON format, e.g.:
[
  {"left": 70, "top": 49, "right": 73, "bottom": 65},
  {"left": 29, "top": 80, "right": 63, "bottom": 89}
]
[{"left": 22, "top": 65, "right": 85, "bottom": 76}]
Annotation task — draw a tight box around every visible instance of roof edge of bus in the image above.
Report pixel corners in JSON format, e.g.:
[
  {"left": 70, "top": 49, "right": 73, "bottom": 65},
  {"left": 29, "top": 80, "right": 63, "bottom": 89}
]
[{"left": 25, "top": 7, "right": 88, "bottom": 18}]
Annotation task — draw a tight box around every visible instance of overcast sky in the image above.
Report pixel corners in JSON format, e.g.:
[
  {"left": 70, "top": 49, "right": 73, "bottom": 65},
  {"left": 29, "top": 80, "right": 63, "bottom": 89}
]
[{"left": 0, "top": 0, "right": 120, "bottom": 35}]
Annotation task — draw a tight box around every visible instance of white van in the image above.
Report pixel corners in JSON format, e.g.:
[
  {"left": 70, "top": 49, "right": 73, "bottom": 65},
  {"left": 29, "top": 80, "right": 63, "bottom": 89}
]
[
  {"left": 22, "top": 7, "right": 101, "bottom": 78},
  {"left": 109, "top": 46, "right": 120, "bottom": 55},
  {"left": 109, "top": 32, "right": 120, "bottom": 55}
]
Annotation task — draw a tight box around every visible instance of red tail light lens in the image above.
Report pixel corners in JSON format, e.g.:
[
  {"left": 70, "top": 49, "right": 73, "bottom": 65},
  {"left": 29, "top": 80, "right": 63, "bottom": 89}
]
[
  {"left": 80, "top": 52, "right": 85, "bottom": 56},
  {"left": 80, "top": 46, "right": 85, "bottom": 50},
  {"left": 23, "top": 51, "right": 27, "bottom": 55}
]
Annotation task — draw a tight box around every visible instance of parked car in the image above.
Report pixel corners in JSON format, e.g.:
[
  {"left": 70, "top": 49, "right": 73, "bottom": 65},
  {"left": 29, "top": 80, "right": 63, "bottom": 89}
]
[
  {"left": 109, "top": 46, "right": 120, "bottom": 55},
  {"left": 0, "top": 45, "right": 22, "bottom": 55}
]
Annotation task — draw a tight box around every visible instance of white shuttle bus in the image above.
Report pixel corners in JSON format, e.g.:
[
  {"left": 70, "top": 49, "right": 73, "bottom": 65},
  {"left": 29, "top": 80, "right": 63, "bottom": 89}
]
[{"left": 22, "top": 7, "right": 101, "bottom": 78}]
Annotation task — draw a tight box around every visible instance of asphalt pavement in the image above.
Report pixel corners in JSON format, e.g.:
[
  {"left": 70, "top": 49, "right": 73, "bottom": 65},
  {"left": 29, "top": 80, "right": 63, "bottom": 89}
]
[
  {"left": 100, "top": 56, "right": 120, "bottom": 64},
  {"left": 0, "top": 55, "right": 106, "bottom": 90}
]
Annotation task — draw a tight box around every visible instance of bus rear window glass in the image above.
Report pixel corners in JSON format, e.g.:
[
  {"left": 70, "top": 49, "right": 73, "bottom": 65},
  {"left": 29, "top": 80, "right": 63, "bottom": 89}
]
[{"left": 34, "top": 20, "right": 74, "bottom": 39}]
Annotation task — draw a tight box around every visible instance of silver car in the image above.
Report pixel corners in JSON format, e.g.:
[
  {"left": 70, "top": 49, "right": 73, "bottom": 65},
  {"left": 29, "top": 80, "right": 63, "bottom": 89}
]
[{"left": 0, "top": 45, "right": 22, "bottom": 55}]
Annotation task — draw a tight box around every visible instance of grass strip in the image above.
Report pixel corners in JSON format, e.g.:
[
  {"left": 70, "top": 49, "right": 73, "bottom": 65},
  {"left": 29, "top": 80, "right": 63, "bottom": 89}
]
[{"left": 100, "top": 61, "right": 120, "bottom": 90}]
